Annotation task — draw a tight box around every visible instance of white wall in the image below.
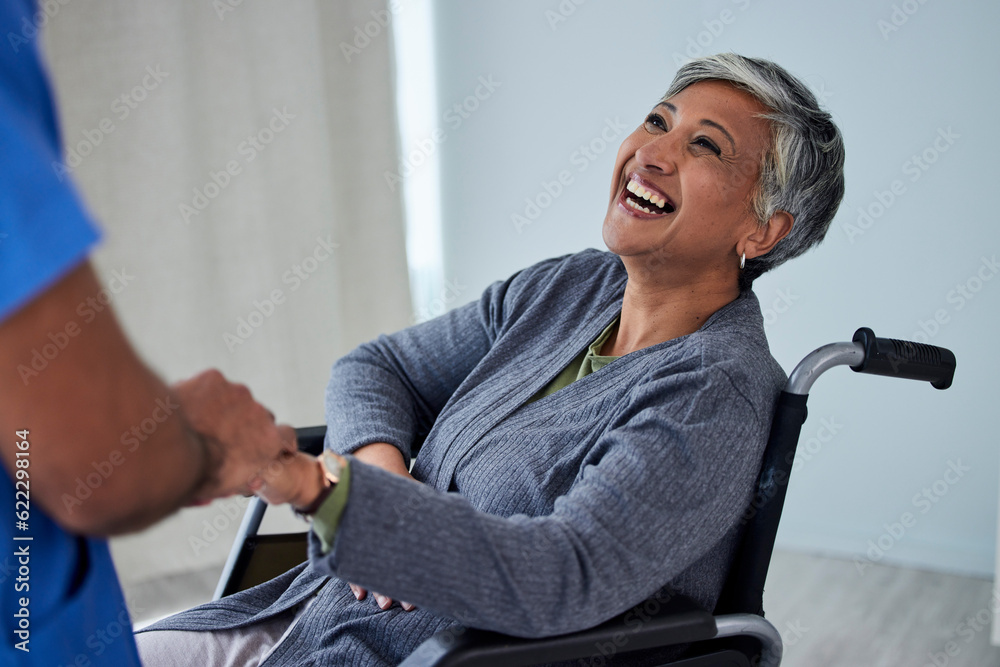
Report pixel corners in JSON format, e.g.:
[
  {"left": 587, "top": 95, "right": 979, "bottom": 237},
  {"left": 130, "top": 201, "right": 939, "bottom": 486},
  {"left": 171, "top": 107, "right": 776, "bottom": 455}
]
[
  {"left": 417, "top": 0, "right": 999, "bottom": 577},
  {"left": 41, "top": 0, "right": 412, "bottom": 589}
]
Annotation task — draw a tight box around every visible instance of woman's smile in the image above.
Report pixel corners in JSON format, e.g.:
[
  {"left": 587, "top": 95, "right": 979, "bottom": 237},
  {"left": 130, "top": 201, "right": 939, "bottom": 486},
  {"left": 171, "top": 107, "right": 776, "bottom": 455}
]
[
  {"left": 617, "top": 172, "right": 676, "bottom": 218},
  {"left": 603, "top": 80, "right": 773, "bottom": 270}
]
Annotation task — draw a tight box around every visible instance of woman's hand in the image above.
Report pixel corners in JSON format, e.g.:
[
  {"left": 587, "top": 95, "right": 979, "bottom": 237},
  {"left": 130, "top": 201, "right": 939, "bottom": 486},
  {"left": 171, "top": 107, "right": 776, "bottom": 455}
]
[
  {"left": 348, "top": 442, "right": 418, "bottom": 612},
  {"left": 254, "top": 449, "right": 326, "bottom": 508},
  {"left": 257, "top": 441, "right": 418, "bottom": 610},
  {"left": 349, "top": 583, "right": 416, "bottom": 611}
]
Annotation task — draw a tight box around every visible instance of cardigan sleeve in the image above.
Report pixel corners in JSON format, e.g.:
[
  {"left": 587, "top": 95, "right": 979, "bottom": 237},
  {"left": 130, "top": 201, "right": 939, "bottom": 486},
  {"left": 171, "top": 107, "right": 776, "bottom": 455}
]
[
  {"left": 309, "top": 360, "right": 770, "bottom": 638},
  {"left": 323, "top": 255, "right": 569, "bottom": 468}
]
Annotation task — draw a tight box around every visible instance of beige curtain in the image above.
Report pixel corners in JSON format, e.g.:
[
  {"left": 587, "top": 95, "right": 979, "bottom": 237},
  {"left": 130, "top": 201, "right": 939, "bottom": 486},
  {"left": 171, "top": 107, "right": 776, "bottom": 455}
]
[{"left": 42, "top": 0, "right": 410, "bottom": 591}]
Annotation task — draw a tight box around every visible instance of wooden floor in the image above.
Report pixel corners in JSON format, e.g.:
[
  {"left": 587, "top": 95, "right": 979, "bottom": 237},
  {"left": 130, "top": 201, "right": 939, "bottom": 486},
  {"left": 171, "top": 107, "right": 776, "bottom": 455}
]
[
  {"left": 123, "top": 549, "right": 1000, "bottom": 665},
  {"left": 762, "top": 550, "right": 1000, "bottom": 666}
]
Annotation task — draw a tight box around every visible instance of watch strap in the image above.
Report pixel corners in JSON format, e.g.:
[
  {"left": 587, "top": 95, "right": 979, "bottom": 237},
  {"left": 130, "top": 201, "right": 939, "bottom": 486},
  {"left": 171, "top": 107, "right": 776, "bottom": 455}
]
[
  {"left": 292, "top": 452, "right": 341, "bottom": 521},
  {"left": 293, "top": 452, "right": 345, "bottom": 519},
  {"left": 293, "top": 478, "right": 335, "bottom": 518}
]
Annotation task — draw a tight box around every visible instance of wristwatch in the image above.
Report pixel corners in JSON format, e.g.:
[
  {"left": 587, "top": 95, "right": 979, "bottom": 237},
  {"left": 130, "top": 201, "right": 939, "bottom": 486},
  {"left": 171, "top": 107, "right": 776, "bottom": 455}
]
[{"left": 293, "top": 451, "right": 346, "bottom": 520}]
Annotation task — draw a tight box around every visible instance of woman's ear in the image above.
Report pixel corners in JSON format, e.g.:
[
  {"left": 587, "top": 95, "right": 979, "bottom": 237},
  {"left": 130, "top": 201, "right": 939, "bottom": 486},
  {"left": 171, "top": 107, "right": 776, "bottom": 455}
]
[{"left": 744, "top": 210, "right": 793, "bottom": 260}]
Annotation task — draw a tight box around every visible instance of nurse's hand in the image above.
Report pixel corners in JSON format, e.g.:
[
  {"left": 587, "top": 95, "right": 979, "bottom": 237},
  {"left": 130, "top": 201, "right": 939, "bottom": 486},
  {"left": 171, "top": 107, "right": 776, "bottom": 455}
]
[{"left": 174, "top": 370, "right": 297, "bottom": 503}]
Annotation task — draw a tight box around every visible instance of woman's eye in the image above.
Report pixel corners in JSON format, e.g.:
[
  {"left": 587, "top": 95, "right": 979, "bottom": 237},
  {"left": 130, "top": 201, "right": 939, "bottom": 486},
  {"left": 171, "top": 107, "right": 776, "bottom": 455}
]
[
  {"left": 694, "top": 137, "right": 721, "bottom": 156},
  {"left": 644, "top": 113, "right": 666, "bottom": 131}
]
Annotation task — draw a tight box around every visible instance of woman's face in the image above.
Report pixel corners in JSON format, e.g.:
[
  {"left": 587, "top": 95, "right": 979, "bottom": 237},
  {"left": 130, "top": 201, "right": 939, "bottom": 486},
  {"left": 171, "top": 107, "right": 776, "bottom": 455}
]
[{"left": 603, "top": 80, "right": 773, "bottom": 279}]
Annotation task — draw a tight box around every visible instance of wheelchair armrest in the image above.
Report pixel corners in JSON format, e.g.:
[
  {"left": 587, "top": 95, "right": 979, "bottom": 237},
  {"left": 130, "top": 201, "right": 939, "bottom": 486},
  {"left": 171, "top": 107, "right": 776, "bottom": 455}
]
[
  {"left": 400, "top": 592, "right": 716, "bottom": 667},
  {"left": 296, "top": 425, "right": 326, "bottom": 455},
  {"left": 213, "top": 426, "right": 326, "bottom": 600}
]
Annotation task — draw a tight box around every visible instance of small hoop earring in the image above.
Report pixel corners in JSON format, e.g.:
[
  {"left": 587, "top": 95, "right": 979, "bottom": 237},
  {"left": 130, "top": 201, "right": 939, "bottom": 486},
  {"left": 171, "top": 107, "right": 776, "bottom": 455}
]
[{"left": 739, "top": 252, "right": 746, "bottom": 270}]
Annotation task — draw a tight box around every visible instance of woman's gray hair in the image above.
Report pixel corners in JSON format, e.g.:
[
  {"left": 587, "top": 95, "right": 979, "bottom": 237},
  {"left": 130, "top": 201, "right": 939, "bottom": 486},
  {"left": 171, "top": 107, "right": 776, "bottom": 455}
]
[{"left": 663, "top": 53, "right": 845, "bottom": 289}]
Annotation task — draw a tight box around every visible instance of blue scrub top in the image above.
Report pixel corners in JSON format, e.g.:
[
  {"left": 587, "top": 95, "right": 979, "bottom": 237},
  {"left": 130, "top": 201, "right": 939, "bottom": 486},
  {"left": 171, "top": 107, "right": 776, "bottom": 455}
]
[{"left": 0, "top": 1, "right": 141, "bottom": 665}]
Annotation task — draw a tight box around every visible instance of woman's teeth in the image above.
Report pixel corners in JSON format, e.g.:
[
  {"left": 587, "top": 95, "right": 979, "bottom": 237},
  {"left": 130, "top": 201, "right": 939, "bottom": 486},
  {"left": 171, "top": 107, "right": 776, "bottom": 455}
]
[
  {"left": 625, "top": 197, "right": 658, "bottom": 214},
  {"left": 626, "top": 179, "right": 668, "bottom": 209}
]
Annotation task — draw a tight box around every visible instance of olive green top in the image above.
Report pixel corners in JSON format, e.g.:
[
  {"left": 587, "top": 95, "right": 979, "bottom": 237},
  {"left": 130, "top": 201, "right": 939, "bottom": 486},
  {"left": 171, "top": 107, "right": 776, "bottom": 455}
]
[
  {"left": 311, "top": 458, "right": 351, "bottom": 553},
  {"left": 530, "top": 317, "right": 621, "bottom": 402}
]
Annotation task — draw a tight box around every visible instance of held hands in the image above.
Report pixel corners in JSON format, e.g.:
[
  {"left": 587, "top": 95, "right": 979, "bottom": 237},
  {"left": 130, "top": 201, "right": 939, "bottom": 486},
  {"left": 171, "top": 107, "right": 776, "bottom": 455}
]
[
  {"left": 173, "top": 372, "right": 418, "bottom": 612},
  {"left": 172, "top": 369, "right": 297, "bottom": 504}
]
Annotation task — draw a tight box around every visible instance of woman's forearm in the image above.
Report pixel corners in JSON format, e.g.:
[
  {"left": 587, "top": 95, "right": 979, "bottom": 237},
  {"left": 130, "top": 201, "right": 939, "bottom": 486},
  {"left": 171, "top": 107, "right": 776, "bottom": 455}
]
[{"left": 351, "top": 442, "right": 412, "bottom": 478}]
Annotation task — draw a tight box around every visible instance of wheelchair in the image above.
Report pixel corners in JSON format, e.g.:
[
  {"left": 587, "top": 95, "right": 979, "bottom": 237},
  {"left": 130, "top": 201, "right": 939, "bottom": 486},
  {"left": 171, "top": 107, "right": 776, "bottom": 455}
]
[{"left": 215, "top": 327, "right": 956, "bottom": 666}]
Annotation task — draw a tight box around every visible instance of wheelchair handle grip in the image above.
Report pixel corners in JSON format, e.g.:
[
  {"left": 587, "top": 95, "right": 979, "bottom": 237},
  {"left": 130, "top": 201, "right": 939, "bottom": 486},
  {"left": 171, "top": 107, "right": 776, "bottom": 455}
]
[{"left": 850, "top": 327, "right": 956, "bottom": 389}]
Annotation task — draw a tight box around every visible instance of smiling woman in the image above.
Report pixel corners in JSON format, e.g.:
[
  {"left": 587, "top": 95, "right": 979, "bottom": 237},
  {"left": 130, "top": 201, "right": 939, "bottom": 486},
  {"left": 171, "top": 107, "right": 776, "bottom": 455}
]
[
  {"left": 602, "top": 79, "right": 793, "bottom": 354},
  {"left": 598, "top": 54, "right": 843, "bottom": 356},
  {"left": 136, "top": 54, "right": 847, "bottom": 667}
]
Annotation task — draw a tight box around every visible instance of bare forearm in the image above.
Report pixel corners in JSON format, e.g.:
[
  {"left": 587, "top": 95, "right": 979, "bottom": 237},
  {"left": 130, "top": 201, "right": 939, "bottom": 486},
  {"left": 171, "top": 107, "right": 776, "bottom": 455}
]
[
  {"left": 352, "top": 442, "right": 411, "bottom": 478},
  {"left": 57, "top": 373, "right": 216, "bottom": 535},
  {"left": 0, "top": 263, "right": 214, "bottom": 534}
]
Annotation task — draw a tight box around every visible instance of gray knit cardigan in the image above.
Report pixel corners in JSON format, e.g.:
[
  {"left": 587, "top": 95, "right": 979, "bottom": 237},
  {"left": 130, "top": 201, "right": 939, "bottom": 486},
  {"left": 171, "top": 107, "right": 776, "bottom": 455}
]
[{"left": 140, "top": 249, "right": 787, "bottom": 666}]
